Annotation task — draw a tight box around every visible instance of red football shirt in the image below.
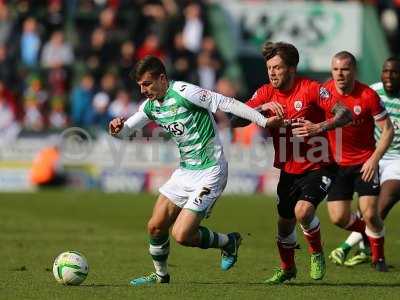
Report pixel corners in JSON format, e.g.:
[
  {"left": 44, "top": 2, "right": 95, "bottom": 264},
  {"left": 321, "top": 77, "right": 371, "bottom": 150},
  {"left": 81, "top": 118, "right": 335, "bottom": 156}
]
[
  {"left": 246, "top": 77, "right": 336, "bottom": 174},
  {"left": 324, "top": 80, "right": 387, "bottom": 166}
]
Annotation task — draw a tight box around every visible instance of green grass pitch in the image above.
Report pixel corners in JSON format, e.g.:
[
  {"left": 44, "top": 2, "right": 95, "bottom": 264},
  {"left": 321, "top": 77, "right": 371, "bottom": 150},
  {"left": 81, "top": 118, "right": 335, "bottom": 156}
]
[{"left": 1, "top": 191, "right": 400, "bottom": 299}]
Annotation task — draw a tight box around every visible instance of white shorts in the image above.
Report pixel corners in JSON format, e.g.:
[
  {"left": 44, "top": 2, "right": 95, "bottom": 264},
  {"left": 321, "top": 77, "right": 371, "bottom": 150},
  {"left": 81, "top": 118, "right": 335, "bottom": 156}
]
[
  {"left": 379, "top": 155, "right": 400, "bottom": 184},
  {"left": 159, "top": 160, "right": 228, "bottom": 218}
]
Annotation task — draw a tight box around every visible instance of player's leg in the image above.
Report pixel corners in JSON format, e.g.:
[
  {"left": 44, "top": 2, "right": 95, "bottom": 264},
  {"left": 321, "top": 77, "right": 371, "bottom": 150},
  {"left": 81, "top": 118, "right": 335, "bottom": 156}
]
[
  {"left": 295, "top": 167, "right": 334, "bottom": 280},
  {"left": 345, "top": 162, "right": 400, "bottom": 267},
  {"left": 264, "top": 216, "right": 297, "bottom": 284},
  {"left": 171, "top": 207, "right": 240, "bottom": 271},
  {"left": 378, "top": 157, "right": 400, "bottom": 219},
  {"left": 265, "top": 171, "right": 297, "bottom": 284},
  {"left": 355, "top": 167, "right": 387, "bottom": 272},
  {"left": 171, "top": 160, "right": 240, "bottom": 270},
  {"left": 327, "top": 200, "right": 368, "bottom": 265},
  {"left": 358, "top": 195, "right": 387, "bottom": 271},
  {"left": 327, "top": 166, "right": 368, "bottom": 265},
  {"left": 130, "top": 194, "right": 181, "bottom": 286},
  {"left": 379, "top": 181, "right": 400, "bottom": 220}
]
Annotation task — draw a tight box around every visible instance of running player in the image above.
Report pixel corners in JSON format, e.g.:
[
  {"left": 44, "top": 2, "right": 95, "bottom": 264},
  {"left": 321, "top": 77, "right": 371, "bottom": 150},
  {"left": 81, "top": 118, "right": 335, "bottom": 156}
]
[
  {"left": 330, "top": 57, "right": 400, "bottom": 267},
  {"left": 231, "top": 42, "right": 353, "bottom": 284},
  {"left": 109, "top": 56, "right": 283, "bottom": 286},
  {"left": 295, "top": 51, "right": 394, "bottom": 272}
]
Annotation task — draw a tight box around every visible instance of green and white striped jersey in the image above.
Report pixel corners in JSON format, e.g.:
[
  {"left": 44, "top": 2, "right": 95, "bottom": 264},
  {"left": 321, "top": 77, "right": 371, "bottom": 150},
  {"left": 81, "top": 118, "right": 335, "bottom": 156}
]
[
  {"left": 125, "top": 81, "right": 225, "bottom": 170},
  {"left": 370, "top": 82, "right": 400, "bottom": 157}
]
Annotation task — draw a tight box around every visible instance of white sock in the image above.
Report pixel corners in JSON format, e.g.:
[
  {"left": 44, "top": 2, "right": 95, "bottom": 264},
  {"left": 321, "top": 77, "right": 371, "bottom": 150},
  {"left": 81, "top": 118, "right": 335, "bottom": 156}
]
[
  {"left": 217, "top": 233, "right": 229, "bottom": 247},
  {"left": 344, "top": 232, "right": 363, "bottom": 247},
  {"left": 153, "top": 260, "right": 168, "bottom": 277}
]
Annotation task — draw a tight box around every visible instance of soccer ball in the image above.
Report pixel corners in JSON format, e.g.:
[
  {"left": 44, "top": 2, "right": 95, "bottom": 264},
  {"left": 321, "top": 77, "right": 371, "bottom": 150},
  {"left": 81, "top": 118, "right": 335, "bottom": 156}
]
[{"left": 53, "top": 251, "right": 89, "bottom": 285}]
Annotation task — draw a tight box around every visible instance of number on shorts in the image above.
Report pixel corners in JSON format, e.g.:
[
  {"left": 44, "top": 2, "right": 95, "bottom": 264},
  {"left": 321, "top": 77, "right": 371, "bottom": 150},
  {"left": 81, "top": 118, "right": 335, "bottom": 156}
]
[{"left": 194, "top": 187, "right": 211, "bottom": 205}]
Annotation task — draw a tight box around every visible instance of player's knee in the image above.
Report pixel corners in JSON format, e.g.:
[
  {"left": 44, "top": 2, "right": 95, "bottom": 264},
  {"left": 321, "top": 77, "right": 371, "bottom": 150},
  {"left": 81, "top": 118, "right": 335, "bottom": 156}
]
[
  {"left": 147, "top": 219, "right": 164, "bottom": 236},
  {"left": 329, "top": 213, "right": 349, "bottom": 228},
  {"left": 362, "top": 209, "right": 379, "bottom": 226},
  {"left": 294, "top": 202, "right": 314, "bottom": 223}
]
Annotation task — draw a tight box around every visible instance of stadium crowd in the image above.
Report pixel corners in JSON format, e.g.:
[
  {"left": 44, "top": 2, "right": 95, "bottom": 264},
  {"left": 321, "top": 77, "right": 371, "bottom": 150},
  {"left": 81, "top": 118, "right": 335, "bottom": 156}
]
[
  {"left": 0, "top": 0, "right": 399, "bottom": 144},
  {"left": 0, "top": 0, "right": 233, "bottom": 139}
]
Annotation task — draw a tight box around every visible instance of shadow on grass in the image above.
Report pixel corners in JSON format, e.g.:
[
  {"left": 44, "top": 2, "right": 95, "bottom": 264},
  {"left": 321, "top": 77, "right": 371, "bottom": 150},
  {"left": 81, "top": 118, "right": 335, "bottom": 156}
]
[
  {"left": 288, "top": 282, "right": 400, "bottom": 288},
  {"left": 79, "top": 283, "right": 128, "bottom": 288},
  {"left": 186, "top": 281, "right": 400, "bottom": 288}
]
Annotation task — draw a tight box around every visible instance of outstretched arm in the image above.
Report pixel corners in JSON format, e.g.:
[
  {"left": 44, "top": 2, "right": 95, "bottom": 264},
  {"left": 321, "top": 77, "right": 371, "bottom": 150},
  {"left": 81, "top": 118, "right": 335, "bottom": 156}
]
[
  {"left": 230, "top": 101, "right": 285, "bottom": 128},
  {"left": 176, "top": 81, "right": 283, "bottom": 128},
  {"left": 292, "top": 102, "right": 352, "bottom": 137},
  {"left": 109, "top": 111, "right": 150, "bottom": 139},
  {"left": 230, "top": 114, "right": 252, "bottom": 128},
  {"left": 218, "top": 97, "right": 283, "bottom": 128}
]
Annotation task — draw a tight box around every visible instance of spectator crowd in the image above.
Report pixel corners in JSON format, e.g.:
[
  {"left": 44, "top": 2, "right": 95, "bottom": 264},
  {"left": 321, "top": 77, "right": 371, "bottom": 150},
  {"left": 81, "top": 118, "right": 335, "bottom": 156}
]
[{"left": 0, "top": 0, "right": 399, "bottom": 146}]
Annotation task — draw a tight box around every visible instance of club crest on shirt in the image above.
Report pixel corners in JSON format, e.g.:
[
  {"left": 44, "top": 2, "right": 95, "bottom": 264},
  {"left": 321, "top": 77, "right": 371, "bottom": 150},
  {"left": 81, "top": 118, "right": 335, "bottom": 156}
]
[
  {"left": 169, "top": 104, "right": 178, "bottom": 114},
  {"left": 353, "top": 105, "right": 362, "bottom": 115},
  {"left": 294, "top": 100, "right": 303, "bottom": 111}
]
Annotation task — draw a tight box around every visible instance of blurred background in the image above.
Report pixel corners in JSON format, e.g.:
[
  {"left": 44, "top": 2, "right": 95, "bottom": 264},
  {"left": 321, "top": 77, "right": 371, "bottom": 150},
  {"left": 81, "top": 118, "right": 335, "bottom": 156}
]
[{"left": 0, "top": 0, "right": 397, "bottom": 194}]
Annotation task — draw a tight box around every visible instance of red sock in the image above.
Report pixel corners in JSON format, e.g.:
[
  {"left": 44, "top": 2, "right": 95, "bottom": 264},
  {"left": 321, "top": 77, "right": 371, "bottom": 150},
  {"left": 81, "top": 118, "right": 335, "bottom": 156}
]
[
  {"left": 303, "top": 224, "right": 323, "bottom": 254},
  {"left": 277, "top": 241, "right": 296, "bottom": 270},
  {"left": 368, "top": 236, "right": 385, "bottom": 263}
]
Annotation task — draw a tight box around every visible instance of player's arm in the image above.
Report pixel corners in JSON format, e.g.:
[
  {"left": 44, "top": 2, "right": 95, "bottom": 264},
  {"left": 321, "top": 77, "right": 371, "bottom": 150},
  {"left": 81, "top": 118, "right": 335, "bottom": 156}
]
[
  {"left": 218, "top": 97, "right": 283, "bottom": 128},
  {"left": 178, "top": 82, "right": 283, "bottom": 128},
  {"left": 292, "top": 101, "right": 352, "bottom": 137},
  {"left": 228, "top": 87, "right": 285, "bottom": 128},
  {"left": 360, "top": 101, "right": 394, "bottom": 182},
  {"left": 109, "top": 108, "right": 150, "bottom": 139},
  {"left": 230, "top": 101, "right": 285, "bottom": 128}
]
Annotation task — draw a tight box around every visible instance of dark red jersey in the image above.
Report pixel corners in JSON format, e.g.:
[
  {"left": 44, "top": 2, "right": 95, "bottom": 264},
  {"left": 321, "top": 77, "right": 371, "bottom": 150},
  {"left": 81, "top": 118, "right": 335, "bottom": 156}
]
[
  {"left": 246, "top": 77, "right": 336, "bottom": 174},
  {"left": 324, "top": 80, "right": 387, "bottom": 166}
]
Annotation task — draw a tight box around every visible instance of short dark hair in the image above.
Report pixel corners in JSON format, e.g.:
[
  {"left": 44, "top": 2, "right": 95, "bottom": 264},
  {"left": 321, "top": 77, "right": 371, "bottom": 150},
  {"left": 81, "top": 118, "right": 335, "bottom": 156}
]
[
  {"left": 131, "top": 56, "right": 167, "bottom": 81},
  {"left": 262, "top": 42, "right": 299, "bottom": 68},
  {"left": 333, "top": 51, "right": 357, "bottom": 68},
  {"left": 385, "top": 56, "right": 400, "bottom": 65}
]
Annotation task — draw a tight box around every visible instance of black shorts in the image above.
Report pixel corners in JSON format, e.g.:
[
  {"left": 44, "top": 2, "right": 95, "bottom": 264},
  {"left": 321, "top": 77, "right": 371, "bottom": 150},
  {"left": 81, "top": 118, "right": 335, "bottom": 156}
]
[
  {"left": 327, "top": 164, "right": 380, "bottom": 201},
  {"left": 276, "top": 166, "right": 336, "bottom": 219}
]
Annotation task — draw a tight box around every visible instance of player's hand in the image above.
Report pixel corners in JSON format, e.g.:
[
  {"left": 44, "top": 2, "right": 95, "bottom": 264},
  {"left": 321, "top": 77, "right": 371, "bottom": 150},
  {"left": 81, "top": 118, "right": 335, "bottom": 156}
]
[
  {"left": 261, "top": 102, "right": 285, "bottom": 118},
  {"left": 360, "top": 156, "right": 379, "bottom": 182},
  {"left": 291, "top": 119, "right": 320, "bottom": 137},
  {"left": 266, "top": 115, "right": 284, "bottom": 128},
  {"left": 109, "top": 117, "right": 125, "bottom": 135}
]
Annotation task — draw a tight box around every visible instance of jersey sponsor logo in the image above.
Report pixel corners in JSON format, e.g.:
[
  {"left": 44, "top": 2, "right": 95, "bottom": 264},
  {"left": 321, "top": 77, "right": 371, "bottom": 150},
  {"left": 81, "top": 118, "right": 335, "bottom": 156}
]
[
  {"left": 161, "top": 122, "right": 185, "bottom": 136},
  {"left": 199, "top": 89, "right": 211, "bottom": 102},
  {"left": 319, "top": 87, "right": 330, "bottom": 99},
  {"left": 353, "top": 105, "right": 362, "bottom": 115},
  {"left": 294, "top": 100, "right": 303, "bottom": 111},
  {"left": 179, "top": 84, "right": 187, "bottom": 92}
]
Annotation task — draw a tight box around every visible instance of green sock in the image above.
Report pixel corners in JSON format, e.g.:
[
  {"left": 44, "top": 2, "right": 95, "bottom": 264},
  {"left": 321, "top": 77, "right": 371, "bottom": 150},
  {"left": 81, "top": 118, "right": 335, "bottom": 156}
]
[
  {"left": 339, "top": 242, "right": 352, "bottom": 255},
  {"left": 149, "top": 235, "right": 169, "bottom": 276},
  {"left": 198, "top": 226, "right": 228, "bottom": 249}
]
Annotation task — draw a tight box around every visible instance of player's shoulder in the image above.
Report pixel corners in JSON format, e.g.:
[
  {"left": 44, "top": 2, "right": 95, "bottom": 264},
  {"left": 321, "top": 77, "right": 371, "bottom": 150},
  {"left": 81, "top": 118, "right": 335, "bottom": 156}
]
[
  {"left": 139, "top": 99, "right": 150, "bottom": 111},
  {"left": 369, "top": 82, "right": 383, "bottom": 91},
  {"left": 297, "top": 76, "right": 319, "bottom": 87},
  {"left": 356, "top": 81, "right": 379, "bottom": 98},
  {"left": 369, "top": 82, "right": 386, "bottom": 97},
  {"left": 171, "top": 80, "right": 200, "bottom": 95},
  {"left": 249, "top": 83, "right": 271, "bottom": 100},
  {"left": 322, "top": 79, "right": 335, "bottom": 90}
]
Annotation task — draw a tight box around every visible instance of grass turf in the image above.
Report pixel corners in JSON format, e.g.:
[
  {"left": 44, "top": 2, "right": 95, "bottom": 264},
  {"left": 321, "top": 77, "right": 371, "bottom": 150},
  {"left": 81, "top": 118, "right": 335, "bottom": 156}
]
[{"left": 1, "top": 191, "right": 400, "bottom": 299}]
